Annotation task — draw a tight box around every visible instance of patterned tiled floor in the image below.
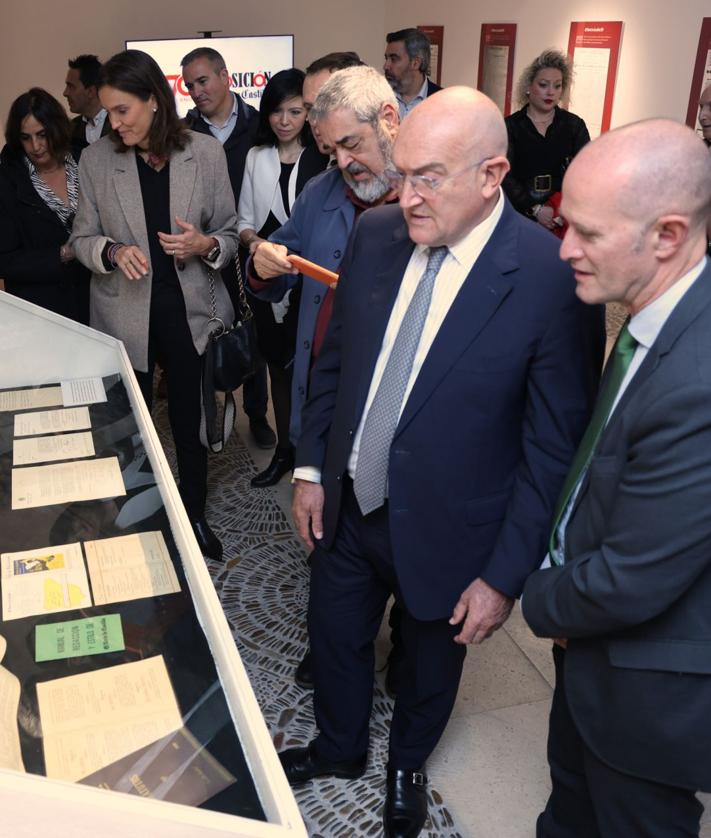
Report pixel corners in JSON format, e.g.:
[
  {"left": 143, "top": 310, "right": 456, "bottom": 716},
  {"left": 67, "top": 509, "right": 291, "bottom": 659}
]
[
  {"left": 154, "top": 382, "right": 710, "bottom": 837},
  {"left": 153, "top": 398, "right": 463, "bottom": 836}
]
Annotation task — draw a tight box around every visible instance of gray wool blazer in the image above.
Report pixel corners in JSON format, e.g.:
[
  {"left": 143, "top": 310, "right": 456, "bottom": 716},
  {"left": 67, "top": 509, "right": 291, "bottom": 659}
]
[{"left": 71, "top": 131, "right": 237, "bottom": 371}]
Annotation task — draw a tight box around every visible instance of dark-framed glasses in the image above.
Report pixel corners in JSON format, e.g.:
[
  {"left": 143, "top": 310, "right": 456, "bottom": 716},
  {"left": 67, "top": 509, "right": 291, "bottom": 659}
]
[{"left": 384, "top": 157, "right": 492, "bottom": 198}]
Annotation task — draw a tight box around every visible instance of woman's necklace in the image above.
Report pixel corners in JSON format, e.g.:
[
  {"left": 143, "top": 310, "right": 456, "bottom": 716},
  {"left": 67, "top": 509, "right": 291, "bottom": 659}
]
[
  {"left": 279, "top": 141, "right": 302, "bottom": 165},
  {"left": 527, "top": 108, "right": 554, "bottom": 136},
  {"left": 528, "top": 110, "right": 554, "bottom": 126}
]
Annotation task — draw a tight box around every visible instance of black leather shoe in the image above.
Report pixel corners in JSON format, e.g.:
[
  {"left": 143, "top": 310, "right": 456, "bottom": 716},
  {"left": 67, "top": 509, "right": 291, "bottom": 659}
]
[
  {"left": 279, "top": 743, "right": 366, "bottom": 786},
  {"left": 191, "top": 517, "right": 223, "bottom": 561},
  {"left": 251, "top": 447, "right": 294, "bottom": 488},
  {"left": 249, "top": 416, "right": 276, "bottom": 449},
  {"left": 294, "top": 650, "right": 313, "bottom": 689},
  {"left": 383, "top": 768, "right": 428, "bottom": 838}
]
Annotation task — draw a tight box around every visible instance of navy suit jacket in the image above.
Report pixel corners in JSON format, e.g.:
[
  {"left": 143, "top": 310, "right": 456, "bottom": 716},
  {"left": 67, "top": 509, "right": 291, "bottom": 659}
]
[
  {"left": 523, "top": 260, "right": 711, "bottom": 792},
  {"left": 296, "top": 198, "right": 604, "bottom": 621}
]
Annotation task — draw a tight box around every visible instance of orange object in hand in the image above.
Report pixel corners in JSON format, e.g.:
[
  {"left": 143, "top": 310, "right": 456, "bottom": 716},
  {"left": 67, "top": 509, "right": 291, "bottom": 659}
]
[{"left": 288, "top": 255, "right": 339, "bottom": 288}]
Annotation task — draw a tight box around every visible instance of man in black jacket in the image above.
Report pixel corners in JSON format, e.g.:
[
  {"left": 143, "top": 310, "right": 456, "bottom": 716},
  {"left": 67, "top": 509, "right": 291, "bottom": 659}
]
[
  {"left": 383, "top": 28, "right": 441, "bottom": 120},
  {"left": 63, "top": 54, "right": 110, "bottom": 155},
  {"left": 181, "top": 46, "right": 275, "bottom": 449}
]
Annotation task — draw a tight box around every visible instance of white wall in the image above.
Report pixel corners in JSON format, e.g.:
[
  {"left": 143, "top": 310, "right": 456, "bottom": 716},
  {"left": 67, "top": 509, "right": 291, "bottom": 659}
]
[
  {"left": 1, "top": 0, "right": 708, "bottom": 140},
  {"left": 0, "top": 0, "right": 384, "bottom": 141},
  {"left": 385, "top": 0, "right": 708, "bottom": 127}
]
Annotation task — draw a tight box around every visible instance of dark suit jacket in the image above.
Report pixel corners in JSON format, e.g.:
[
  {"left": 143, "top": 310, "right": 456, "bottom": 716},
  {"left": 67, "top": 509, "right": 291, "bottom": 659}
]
[
  {"left": 70, "top": 113, "right": 111, "bottom": 156},
  {"left": 426, "top": 78, "right": 442, "bottom": 96},
  {"left": 0, "top": 145, "right": 90, "bottom": 323},
  {"left": 296, "top": 199, "right": 604, "bottom": 621},
  {"left": 523, "top": 262, "right": 711, "bottom": 792},
  {"left": 185, "top": 95, "right": 258, "bottom": 203}
]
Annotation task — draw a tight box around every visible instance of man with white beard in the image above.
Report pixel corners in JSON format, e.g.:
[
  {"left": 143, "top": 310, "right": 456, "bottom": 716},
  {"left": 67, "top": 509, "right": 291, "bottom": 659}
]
[{"left": 249, "top": 66, "right": 400, "bottom": 447}]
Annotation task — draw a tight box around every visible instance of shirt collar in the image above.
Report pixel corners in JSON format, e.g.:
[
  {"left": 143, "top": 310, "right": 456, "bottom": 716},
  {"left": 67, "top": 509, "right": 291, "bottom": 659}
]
[
  {"left": 201, "top": 93, "right": 239, "bottom": 129},
  {"left": 397, "top": 75, "right": 429, "bottom": 107},
  {"left": 445, "top": 187, "right": 505, "bottom": 267},
  {"left": 83, "top": 108, "right": 107, "bottom": 127},
  {"left": 629, "top": 256, "right": 707, "bottom": 348}
]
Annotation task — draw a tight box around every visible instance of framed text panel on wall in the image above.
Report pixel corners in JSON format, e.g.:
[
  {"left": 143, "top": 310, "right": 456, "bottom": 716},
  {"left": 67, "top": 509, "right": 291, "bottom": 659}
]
[
  {"left": 685, "top": 17, "right": 711, "bottom": 134},
  {"left": 418, "top": 26, "right": 444, "bottom": 86},
  {"left": 477, "top": 23, "right": 517, "bottom": 116},
  {"left": 566, "top": 21, "right": 623, "bottom": 138}
]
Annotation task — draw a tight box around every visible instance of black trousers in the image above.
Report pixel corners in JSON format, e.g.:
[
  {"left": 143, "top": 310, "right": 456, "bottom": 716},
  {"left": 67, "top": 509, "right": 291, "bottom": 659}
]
[
  {"left": 241, "top": 363, "right": 268, "bottom": 418},
  {"left": 309, "top": 479, "right": 466, "bottom": 769},
  {"left": 538, "top": 644, "right": 703, "bottom": 838},
  {"left": 134, "top": 283, "right": 207, "bottom": 520}
]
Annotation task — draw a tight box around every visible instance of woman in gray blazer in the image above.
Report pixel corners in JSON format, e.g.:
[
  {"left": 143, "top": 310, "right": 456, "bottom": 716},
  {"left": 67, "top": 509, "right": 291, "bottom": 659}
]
[{"left": 71, "top": 50, "right": 238, "bottom": 560}]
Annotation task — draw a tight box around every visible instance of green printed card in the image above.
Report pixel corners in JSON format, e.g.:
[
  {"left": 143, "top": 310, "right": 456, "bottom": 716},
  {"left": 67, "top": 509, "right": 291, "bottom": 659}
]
[{"left": 35, "top": 614, "right": 124, "bottom": 662}]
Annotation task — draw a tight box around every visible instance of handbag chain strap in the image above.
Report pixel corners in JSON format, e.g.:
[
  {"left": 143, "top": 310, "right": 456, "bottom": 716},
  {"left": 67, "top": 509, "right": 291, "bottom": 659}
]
[{"left": 206, "top": 251, "right": 254, "bottom": 330}]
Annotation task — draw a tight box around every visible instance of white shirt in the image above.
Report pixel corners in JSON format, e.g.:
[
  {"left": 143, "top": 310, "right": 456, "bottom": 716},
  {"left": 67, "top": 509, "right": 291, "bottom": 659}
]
[
  {"left": 201, "top": 93, "right": 239, "bottom": 145},
  {"left": 547, "top": 255, "right": 707, "bottom": 566},
  {"left": 294, "top": 188, "right": 505, "bottom": 485},
  {"left": 84, "top": 109, "right": 107, "bottom": 144},
  {"left": 397, "top": 76, "right": 429, "bottom": 120}
]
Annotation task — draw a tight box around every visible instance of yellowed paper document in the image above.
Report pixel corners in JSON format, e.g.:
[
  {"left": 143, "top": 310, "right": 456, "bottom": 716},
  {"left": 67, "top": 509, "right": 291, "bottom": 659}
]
[
  {"left": 14, "top": 406, "right": 91, "bottom": 437},
  {"left": 13, "top": 431, "right": 95, "bottom": 466},
  {"left": 1, "top": 542, "right": 92, "bottom": 621},
  {"left": 11, "top": 457, "right": 125, "bottom": 509},
  {"left": 0, "top": 386, "right": 63, "bottom": 413},
  {"left": 37, "top": 655, "right": 183, "bottom": 783},
  {"left": 84, "top": 532, "right": 180, "bottom": 605},
  {"left": 0, "top": 657, "right": 26, "bottom": 772}
]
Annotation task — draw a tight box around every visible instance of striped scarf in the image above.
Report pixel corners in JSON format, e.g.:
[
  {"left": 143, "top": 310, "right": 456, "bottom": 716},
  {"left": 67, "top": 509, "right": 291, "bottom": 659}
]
[{"left": 24, "top": 154, "right": 79, "bottom": 231}]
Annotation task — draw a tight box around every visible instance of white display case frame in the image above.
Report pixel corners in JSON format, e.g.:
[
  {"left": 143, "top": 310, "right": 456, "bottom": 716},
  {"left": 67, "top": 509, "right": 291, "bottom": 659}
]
[{"left": 0, "top": 290, "right": 306, "bottom": 838}]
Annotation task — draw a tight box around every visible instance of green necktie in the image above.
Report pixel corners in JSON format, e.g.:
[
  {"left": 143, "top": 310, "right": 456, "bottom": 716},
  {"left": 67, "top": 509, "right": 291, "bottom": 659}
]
[{"left": 549, "top": 322, "right": 638, "bottom": 564}]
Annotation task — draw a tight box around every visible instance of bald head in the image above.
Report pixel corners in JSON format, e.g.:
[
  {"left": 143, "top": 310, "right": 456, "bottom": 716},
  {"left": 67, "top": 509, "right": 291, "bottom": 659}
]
[
  {"left": 400, "top": 86, "right": 508, "bottom": 161},
  {"left": 393, "top": 87, "right": 511, "bottom": 246},
  {"left": 568, "top": 119, "right": 711, "bottom": 232},
  {"left": 560, "top": 119, "right": 710, "bottom": 313}
]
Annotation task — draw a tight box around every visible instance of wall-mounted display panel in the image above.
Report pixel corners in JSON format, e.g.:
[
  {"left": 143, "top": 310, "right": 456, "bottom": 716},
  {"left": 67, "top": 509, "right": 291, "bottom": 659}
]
[
  {"left": 567, "top": 21, "right": 623, "bottom": 138},
  {"left": 477, "top": 23, "right": 517, "bottom": 116}
]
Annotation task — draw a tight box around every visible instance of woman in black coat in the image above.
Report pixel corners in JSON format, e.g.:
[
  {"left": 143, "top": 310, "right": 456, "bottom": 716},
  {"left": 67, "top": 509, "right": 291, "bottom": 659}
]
[
  {"left": 0, "top": 88, "right": 90, "bottom": 323},
  {"left": 503, "top": 50, "right": 589, "bottom": 235}
]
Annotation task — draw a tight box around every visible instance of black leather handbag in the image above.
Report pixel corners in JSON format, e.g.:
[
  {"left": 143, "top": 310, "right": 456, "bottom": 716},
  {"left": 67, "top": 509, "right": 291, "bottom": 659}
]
[{"left": 200, "top": 256, "right": 262, "bottom": 453}]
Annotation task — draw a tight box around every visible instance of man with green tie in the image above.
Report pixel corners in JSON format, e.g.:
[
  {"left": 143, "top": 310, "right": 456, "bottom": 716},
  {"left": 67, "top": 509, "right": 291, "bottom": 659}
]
[{"left": 523, "top": 119, "right": 711, "bottom": 837}]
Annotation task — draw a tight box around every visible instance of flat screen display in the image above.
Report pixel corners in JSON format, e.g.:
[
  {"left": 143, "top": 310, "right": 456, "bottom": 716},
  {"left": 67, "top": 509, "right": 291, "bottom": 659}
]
[{"left": 125, "top": 35, "right": 294, "bottom": 116}]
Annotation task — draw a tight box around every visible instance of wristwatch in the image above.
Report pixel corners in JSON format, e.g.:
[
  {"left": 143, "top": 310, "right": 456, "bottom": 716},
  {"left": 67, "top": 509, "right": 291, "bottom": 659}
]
[{"left": 205, "top": 240, "right": 221, "bottom": 263}]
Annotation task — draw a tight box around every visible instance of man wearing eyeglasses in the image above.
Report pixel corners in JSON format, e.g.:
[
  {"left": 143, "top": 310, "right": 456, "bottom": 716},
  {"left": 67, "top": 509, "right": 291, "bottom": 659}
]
[
  {"left": 250, "top": 65, "right": 399, "bottom": 446},
  {"left": 279, "top": 86, "right": 604, "bottom": 837}
]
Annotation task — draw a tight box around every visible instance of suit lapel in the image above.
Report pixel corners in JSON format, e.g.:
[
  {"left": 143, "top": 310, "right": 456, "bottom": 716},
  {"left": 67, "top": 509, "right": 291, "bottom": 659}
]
[
  {"left": 608, "top": 265, "right": 711, "bottom": 429},
  {"left": 395, "top": 204, "right": 518, "bottom": 435},
  {"left": 169, "top": 144, "right": 196, "bottom": 230},
  {"left": 112, "top": 149, "right": 149, "bottom": 253},
  {"left": 571, "top": 261, "right": 711, "bottom": 517}
]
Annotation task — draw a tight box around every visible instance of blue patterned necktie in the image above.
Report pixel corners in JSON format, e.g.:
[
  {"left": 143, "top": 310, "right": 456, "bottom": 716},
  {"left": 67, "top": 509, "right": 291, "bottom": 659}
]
[
  {"left": 353, "top": 245, "right": 449, "bottom": 516},
  {"left": 549, "top": 321, "right": 638, "bottom": 564}
]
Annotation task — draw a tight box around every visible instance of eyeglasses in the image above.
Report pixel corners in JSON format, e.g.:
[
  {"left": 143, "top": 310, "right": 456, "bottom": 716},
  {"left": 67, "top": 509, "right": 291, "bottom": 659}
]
[{"left": 384, "top": 157, "right": 492, "bottom": 198}]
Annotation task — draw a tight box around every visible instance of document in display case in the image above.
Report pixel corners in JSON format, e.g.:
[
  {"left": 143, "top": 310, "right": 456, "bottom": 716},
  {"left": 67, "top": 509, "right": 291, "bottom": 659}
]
[{"left": 0, "top": 291, "right": 306, "bottom": 838}]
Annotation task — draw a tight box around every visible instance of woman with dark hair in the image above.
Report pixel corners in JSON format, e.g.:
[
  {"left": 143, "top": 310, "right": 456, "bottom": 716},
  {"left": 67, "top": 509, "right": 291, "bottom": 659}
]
[
  {"left": 0, "top": 88, "right": 90, "bottom": 322},
  {"left": 71, "top": 50, "right": 239, "bottom": 560},
  {"left": 503, "top": 49, "right": 590, "bottom": 234},
  {"left": 237, "top": 68, "right": 327, "bottom": 487}
]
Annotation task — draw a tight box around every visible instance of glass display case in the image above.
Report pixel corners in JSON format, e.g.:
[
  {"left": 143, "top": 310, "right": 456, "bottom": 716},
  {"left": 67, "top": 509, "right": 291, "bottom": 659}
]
[{"left": 0, "top": 291, "right": 306, "bottom": 838}]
